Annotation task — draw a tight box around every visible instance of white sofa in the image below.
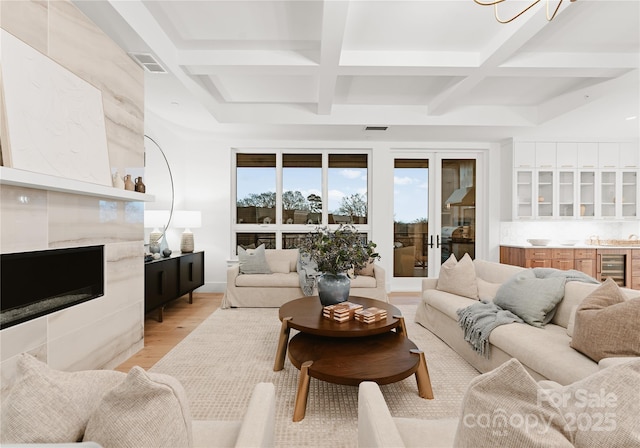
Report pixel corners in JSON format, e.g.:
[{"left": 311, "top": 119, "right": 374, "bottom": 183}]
[
  {"left": 223, "top": 248, "right": 388, "bottom": 308},
  {"left": 416, "top": 259, "right": 639, "bottom": 385},
  {"left": 1, "top": 354, "right": 275, "bottom": 448}
]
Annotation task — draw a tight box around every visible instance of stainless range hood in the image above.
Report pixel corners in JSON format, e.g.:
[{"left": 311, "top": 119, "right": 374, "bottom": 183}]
[{"left": 445, "top": 187, "right": 475, "bottom": 206}]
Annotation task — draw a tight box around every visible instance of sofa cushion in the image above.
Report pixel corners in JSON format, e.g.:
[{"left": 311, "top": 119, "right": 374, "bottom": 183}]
[
  {"left": 489, "top": 322, "right": 599, "bottom": 385},
  {"left": 84, "top": 366, "right": 193, "bottom": 448},
  {"left": 453, "top": 358, "right": 573, "bottom": 447},
  {"left": 0, "top": 353, "right": 125, "bottom": 444},
  {"left": 350, "top": 274, "right": 377, "bottom": 288},
  {"left": 570, "top": 278, "right": 640, "bottom": 362},
  {"left": 494, "top": 269, "right": 566, "bottom": 327},
  {"left": 436, "top": 253, "right": 478, "bottom": 299},
  {"left": 265, "top": 248, "right": 299, "bottom": 273},
  {"left": 356, "top": 259, "right": 375, "bottom": 277},
  {"left": 476, "top": 278, "right": 501, "bottom": 301},
  {"left": 424, "top": 289, "right": 478, "bottom": 321},
  {"left": 473, "top": 259, "right": 524, "bottom": 284},
  {"left": 235, "top": 272, "right": 301, "bottom": 288}
]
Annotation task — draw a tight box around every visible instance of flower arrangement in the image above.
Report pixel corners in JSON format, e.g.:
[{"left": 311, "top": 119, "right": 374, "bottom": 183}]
[{"left": 299, "top": 224, "right": 380, "bottom": 275}]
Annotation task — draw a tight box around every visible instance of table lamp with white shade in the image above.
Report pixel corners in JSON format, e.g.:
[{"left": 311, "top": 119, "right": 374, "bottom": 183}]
[{"left": 173, "top": 210, "right": 202, "bottom": 253}]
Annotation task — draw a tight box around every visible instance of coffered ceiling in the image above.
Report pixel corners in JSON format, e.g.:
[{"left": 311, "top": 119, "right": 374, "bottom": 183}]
[{"left": 74, "top": 0, "right": 640, "bottom": 141}]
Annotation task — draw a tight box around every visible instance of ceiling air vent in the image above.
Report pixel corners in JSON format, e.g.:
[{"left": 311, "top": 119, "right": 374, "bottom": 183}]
[
  {"left": 364, "top": 126, "right": 388, "bottom": 131},
  {"left": 128, "top": 52, "right": 168, "bottom": 74}
]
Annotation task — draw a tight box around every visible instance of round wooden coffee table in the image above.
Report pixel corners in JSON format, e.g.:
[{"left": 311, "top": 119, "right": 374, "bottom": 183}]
[
  {"left": 274, "top": 296, "right": 434, "bottom": 421},
  {"left": 274, "top": 296, "right": 406, "bottom": 371}
]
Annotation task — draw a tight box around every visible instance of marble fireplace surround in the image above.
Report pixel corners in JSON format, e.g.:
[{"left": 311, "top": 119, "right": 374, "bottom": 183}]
[{"left": 0, "top": 0, "right": 149, "bottom": 393}]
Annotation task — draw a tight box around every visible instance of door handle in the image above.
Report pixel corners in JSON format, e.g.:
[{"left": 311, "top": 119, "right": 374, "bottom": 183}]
[
  {"left": 436, "top": 235, "right": 440, "bottom": 249},
  {"left": 428, "top": 235, "right": 434, "bottom": 248}
]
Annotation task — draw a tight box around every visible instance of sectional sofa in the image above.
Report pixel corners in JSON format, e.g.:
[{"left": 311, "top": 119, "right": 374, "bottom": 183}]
[
  {"left": 222, "top": 248, "right": 388, "bottom": 308},
  {"left": 416, "top": 258, "right": 639, "bottom": 385}
]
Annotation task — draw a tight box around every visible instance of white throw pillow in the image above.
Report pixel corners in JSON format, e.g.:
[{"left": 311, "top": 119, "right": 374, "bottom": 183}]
[
  {"left": 84, "top": 366, "right": 193, "bottom": 448},
  {"left": 436, "top": 253, "right": 479, "bottom": 299},
  {"left": 0, "top": 353, "right": 125, "bottom": 444}
]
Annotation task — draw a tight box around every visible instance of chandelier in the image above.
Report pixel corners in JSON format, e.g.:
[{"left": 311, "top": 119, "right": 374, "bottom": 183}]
[{"left": 474, "top": 0, "right": 577, "bottom": 24}]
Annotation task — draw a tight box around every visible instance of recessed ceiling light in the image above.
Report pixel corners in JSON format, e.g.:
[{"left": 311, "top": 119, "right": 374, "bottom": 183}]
[
  {"left": 625, "top": 115, "right": 637, "bottom": 121},
  {"left": 171, "top": 101, "right": 180, "bottom": 107}
]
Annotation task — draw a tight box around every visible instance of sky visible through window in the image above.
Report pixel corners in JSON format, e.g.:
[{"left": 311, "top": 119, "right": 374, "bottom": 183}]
[
  {"left": 237, "top": 166, "right": 429, "bottom": 222},
  {"left": 394, "top": 167, "right": 429, "bottom": 223}
]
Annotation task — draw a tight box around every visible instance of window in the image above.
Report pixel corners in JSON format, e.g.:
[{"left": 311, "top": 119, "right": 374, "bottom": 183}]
[
  {"left": 233, "top": 150, "right": 370, "bottom": 251},
  {"left": 236, "top": 154, "right": 276, "bottom": 224},
  {"left": 282, "top": 154, "right": 322, "bottom": 225},
  {"left": 328, "top": 154, "right": 368, "bottom": 224}
]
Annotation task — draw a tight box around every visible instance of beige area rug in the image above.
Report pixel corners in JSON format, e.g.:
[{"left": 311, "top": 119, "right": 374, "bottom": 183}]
[{"left": 150, "top": 304, "right": 480, "bottom": 447}]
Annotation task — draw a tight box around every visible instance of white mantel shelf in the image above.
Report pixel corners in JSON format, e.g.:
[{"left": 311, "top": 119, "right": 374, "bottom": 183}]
[{"left": 0, "top": 167, "right": 155, "bottom": 202}]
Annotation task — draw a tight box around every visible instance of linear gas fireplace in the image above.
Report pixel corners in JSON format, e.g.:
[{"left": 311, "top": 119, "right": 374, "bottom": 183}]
[{"left": 1, "top": 245, "right": 104, "bottom": 329}]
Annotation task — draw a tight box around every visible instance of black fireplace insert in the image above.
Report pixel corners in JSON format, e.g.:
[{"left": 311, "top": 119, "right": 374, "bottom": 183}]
[{"left": 1, "top": 245, "right": 104, "bottom": 329}]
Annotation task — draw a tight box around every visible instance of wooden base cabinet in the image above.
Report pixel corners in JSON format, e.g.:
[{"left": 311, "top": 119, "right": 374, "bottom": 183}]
[
  {"left": 500, "top": 246, "right": 639, "bottom": 290},
  {"left": 145, "top": 251, "right": 205, "bottom": 321}
]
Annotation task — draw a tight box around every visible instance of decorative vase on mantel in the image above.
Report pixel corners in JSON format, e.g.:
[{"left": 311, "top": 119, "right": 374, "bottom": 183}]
[{"left": 317, "top": 272, "right": 351, "bottom": 306}]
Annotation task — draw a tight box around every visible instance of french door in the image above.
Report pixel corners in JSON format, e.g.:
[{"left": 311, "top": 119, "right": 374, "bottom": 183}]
[{"left": 392, "top": 152, "right": 481, "bottom": 285}]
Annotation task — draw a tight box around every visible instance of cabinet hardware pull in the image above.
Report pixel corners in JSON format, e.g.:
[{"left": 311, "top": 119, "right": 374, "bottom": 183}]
[
  {"left": 428, "top": 235, "right": 434, "bottom": 248},
  {"left": 189, "top": 262, "right": 194, "bottom": 282}
]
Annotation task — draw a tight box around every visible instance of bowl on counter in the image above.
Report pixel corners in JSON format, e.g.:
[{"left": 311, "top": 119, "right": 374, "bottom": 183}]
[{"left": 527, "top": 238, "right": 551, "bottom": 246}]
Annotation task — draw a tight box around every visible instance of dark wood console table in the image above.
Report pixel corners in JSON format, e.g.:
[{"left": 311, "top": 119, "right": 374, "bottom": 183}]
[{"left": 144, "top": 251, "right": 204, "bottom": 322}]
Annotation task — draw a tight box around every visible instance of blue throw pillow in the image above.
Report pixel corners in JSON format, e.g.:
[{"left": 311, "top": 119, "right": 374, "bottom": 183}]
[{"left": 494, "top": 270, "right": 566, "bottom": 327}]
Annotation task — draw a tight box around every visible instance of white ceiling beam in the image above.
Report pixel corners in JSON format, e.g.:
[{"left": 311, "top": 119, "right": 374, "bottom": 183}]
[
  {"left": 317, "top": 0, "right": 350, "bottom": 115},
  {"left": 503, "top": 52, "right": 639, "bottom": 70},
  {"left": 537, "top": 69, "right": 640, "bottom": 123},
  {"left": 340, "top": 51, "right": 478, "bottom": 67},
  {"left": 177, "top": 49, "right": 318, "bottom": 67}
]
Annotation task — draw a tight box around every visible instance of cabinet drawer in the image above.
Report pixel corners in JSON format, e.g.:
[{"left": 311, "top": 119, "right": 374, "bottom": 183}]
[
  {"left": 179, "top": 252, "right": 205, "bottom": 296},
  {"left": 552, "top": 249, "right": 574, "bottom": 260},
  {"left": 525, "top": 259, "right": 552, "bottom": 268},
  {"left": 575, "top": 259, "right": 596, "bottom": 278},
  {"left": 633, "top": 249, "right": 640, "bottom": 260},
  {"left": 552, "top": 259, "right": 574, "bottom": 270},
  {"left": 525, "top": 248, "right": 552, "bottom": 260},
  {"left": 574, "top": 249, "right": 596, "bottom": 259}
]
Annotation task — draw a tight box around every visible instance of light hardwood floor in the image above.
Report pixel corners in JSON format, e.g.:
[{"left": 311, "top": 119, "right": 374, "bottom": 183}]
[{"left": 116, "top": 292, "right": 420, "bottom": 372}]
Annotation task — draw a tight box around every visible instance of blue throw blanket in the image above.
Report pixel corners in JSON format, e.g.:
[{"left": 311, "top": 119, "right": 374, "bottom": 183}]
[{"left": 457, "top": 301, "right": 523, "bottom": 358}]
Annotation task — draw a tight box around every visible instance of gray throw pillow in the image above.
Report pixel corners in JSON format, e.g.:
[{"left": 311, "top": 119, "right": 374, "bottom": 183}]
[
  {"left": 494, "top": 269, "right": 566, "bottom": 327},
  {"left": 237, "top": 244, "right": 271, "bottom": 274}
]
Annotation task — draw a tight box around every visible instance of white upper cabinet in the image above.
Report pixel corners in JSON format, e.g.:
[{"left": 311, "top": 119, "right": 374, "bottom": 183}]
[
  {"left": 514, "top": 142, "right": 535, "bottom": 167},
  {"left": 511, "top": 140, "right": 639, "bottom": 220},
  {"left": 556, "top": 142, "right": 578, "bottom": 168},
  {"left": 577, "top": 143, "right": 598, "bottom": 168},
  {"left": 619, "top": 142, "right": 639, "bottom": 168},
  {"left": 598, "top": 143, "right": 619, "bottom": 169},
  {"left": 535, "top": 142, "right": 556, "bottom": 168}
]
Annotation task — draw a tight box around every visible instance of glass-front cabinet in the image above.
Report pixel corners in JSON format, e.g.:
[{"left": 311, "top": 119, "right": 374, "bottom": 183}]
[
  {"left": 599, "top": 171, "right": 617, "bottom": 219},
  {"left": 622, "top": 171, "right": 638, "bottom": 218},
  {"left": 557, "top": 171, "right": 575, "bottom": 217},
  {"left": 579, "top": 171, "right": 596, "bottom": 218},
  {"left": 537, "top": 170, "right": 554, "bottom": 218},
  {"left": 513, "top": 141, "right": 639, "bottom": 220}
]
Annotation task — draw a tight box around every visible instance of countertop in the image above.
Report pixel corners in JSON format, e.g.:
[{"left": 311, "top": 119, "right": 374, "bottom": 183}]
[{"left": 501, "top": 243, "right": 640, "bottom": 250}]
